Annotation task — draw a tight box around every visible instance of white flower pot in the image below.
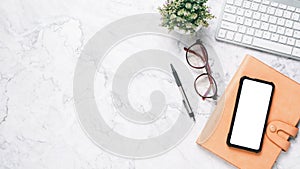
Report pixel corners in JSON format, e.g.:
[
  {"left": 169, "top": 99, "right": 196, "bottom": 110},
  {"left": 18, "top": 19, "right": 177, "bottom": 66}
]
[{"left": 173, "top": 26, "right": 202, "bottom": 35}]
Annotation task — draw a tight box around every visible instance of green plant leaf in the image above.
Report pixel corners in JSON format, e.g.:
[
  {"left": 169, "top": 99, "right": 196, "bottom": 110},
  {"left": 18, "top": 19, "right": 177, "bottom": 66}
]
[{"left": 158, "top": 0, "right": 214, "bottom": 33}]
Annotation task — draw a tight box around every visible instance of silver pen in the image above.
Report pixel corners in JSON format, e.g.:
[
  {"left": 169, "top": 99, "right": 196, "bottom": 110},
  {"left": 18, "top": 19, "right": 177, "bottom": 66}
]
[{"left": 170, "top": 64, "right": 195, "bottom": 122}]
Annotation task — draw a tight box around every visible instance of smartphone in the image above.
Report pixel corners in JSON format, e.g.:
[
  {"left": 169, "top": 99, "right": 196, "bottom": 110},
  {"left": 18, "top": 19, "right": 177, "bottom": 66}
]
[{"left": 227, "top": 76, "right": 275, "bottom": 153}]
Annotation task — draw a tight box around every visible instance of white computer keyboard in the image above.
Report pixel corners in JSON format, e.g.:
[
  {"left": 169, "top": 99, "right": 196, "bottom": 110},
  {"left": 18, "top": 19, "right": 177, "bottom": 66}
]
[{"left": 216, "top": 0, "right": 300, "bottom": 60}]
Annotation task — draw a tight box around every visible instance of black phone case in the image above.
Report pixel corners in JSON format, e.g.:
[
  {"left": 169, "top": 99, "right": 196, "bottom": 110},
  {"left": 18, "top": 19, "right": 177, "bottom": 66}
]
[{"left": 226, "top": 76, "right": 275, "bottom": 153}]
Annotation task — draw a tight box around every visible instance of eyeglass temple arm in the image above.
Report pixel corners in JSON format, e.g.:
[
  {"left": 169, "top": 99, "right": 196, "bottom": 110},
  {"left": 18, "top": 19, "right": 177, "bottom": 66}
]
[{"left": 203, "top": 81, "right": 216, "bottom": 98}]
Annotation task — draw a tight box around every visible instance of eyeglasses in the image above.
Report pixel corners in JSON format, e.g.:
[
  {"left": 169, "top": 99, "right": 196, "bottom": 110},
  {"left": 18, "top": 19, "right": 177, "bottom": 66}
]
[{"left": 184, "top": 39, "right": 217, "bottom": 100}]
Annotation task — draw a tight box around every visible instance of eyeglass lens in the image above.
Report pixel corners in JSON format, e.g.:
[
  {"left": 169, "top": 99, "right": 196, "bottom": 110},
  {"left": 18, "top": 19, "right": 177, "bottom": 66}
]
[
  {"left": 186, "top": 44, "right": 207, "bottom": 68},
  {"left": 186, "top": 42, "right": 217, "bottom": 99},
  {"left": 194, "top": 73, "right": 217, "bottom": 98}
]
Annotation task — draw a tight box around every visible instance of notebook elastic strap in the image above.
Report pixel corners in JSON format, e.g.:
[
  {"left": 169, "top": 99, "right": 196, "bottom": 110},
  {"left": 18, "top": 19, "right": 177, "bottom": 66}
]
[{"left": 266, "top": 120, "right": 298, "bottom": 151}]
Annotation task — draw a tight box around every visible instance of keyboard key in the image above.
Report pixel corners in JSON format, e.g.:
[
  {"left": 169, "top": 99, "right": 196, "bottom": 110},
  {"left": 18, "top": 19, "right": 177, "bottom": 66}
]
[
  {"left": 253, "top": 12, "right": 261, "bottom": 20},
  {"left": 270, "top": 33, "right": 279, "bottom": 41},
  {"left": 244, "top": 18, "right": 253, "bottom": 26},
  {"left": 253, "top": 0, "right": 261, "bottom": 2},
  {"left": 255, "top": 29, "right": 263, "bottom": 37},
  {"left": 221, "top": 21, "right": 238, "bottom": 31},
  {"left": 283, "top": 11, "right": 292, "bottom": 19},
  {"left": 251, "top": 3, "right": 259, "bottom": 11},
  {"left": 270, "top": 2, "right": 278, "bottom": 7},
  {"left": 218, "top": 29, "right": 227, "bottom": 38},
  {"left": 242, "top": 35, "right": 253, "bottom": 44},
  {"left": 259, "top": 4, "right": 267, "bottom": 13},
  {"left": 236, "top": 8, "right": 245, "bottom": 16},
  {"left": 284, "top": 28, "right": 292, "bottom": 36},
  {"left": 234, "top": 33, "right": 243, "bottom": 42},
  {"left": 226, "top": 31, "right": 235, "bottom": 40},
  {"left": 238, "top": 25, "right": 247, "bottom": 33},
  {"left": 293, "top": 22, "right": 300, "bottom": 30},
  {"left": 285, "top": 20, "right": 293, "bottom": 28},
  {"left": 243, "top": 1, "right": 251, "bottom": 8},
  {"left": 277, "top": 26, "right": 285, "bottom": 34},
  {"left": 292, "top": 13, "right": 299, "bottom": 21},
  {"left": 246, "top": 28, "right": 255, "bottom": 35},
  {"left": 275, "top": 9, "right": 283, "bottom": 17},
  {"left": 287, "top": 37, "right": 295, "bottom": 45},
  {"left": 234, "top": 0, "right": 243, "bottom": 7},
  {"left": 262, "top": 0, "right": 270, "bottom": 5},
  {"left": 294, "top": 31, "right": 300, "bottom": 39},
  {"left": 285, "top": 28, "right": 293, "bottom": 36},
  {"left": 236, "top": 16, "right": 245, "bottom": 24},
  {"left": 292, "top": 48, "right": 300, "bottom": 57},
  {"left": 267, "top": 7, "right": 276, "bottom": 15},
  {"left": 278, "top": 4, "right": 287, "bottom": 9},
  {"left": 263, "top": 31, "right": 271, "bottom": 39},
  {"left": 287, "top": 6, "right": 296, "bottom": 11},
  {"left": 279, "top": 35, "right": 287, "bottom": 43},
  {"left": 269, "top": 16, "right": 277, "bottom": 24},
  {"left": 252, "top": 20, "right": 261, "bottom": 28},
  {"left": 223, "top": 13, "right": 236, "bottom": 22},
  {"left": 253, "top": 38, "right": 293, "bottom": 54},
  {"left": 261, "top": 22, "right": 269, "bottom": 30},
  {"left": 269, "top": 24, "right": 277, "bottom": 32},
  {"left": 296, "top": 8, "right": 300, "bottom": 13},
  {"left": 277, "top": 18, "right": 285, "bottom": 26},
  {"left": 224, "top": 5, "right": 236, "bottom": 14},
  {"left": 296, "top": 40, "right": 300, "bottom": 47},
  {"left": 261, "top": 13, "right": 269, "bottom": 22},
  {"left": 245, "top": 10, "right": 253, "bottom": 17}
]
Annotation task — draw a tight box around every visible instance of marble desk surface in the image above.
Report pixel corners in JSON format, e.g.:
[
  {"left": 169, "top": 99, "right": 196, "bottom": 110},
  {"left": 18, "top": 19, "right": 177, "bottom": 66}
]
[{"left": 1, "top": 0, "right": 300, "bottom": 168}]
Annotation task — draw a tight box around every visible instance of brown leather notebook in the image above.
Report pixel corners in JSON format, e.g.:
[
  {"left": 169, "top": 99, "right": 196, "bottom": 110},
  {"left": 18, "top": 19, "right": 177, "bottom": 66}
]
[{"left": 197, "top": 55, "right": 300, "bottom": 169}]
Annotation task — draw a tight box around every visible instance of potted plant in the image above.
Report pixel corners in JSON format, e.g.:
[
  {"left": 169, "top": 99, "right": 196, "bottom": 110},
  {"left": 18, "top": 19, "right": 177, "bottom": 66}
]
[{"left": 158, "top": 0, "right": 214, "bottom": 34}]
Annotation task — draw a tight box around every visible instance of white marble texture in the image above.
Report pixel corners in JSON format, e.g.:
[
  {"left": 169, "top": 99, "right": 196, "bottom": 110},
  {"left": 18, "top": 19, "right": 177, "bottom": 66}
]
[{"left": 1, "top": 0, "right": 300, "bottom": 169}]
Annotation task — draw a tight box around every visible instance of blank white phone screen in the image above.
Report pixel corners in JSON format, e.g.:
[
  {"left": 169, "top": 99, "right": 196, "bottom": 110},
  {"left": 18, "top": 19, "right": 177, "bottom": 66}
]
[{"left": 230, "top": 79, "right": 273, "bottom": 150}]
